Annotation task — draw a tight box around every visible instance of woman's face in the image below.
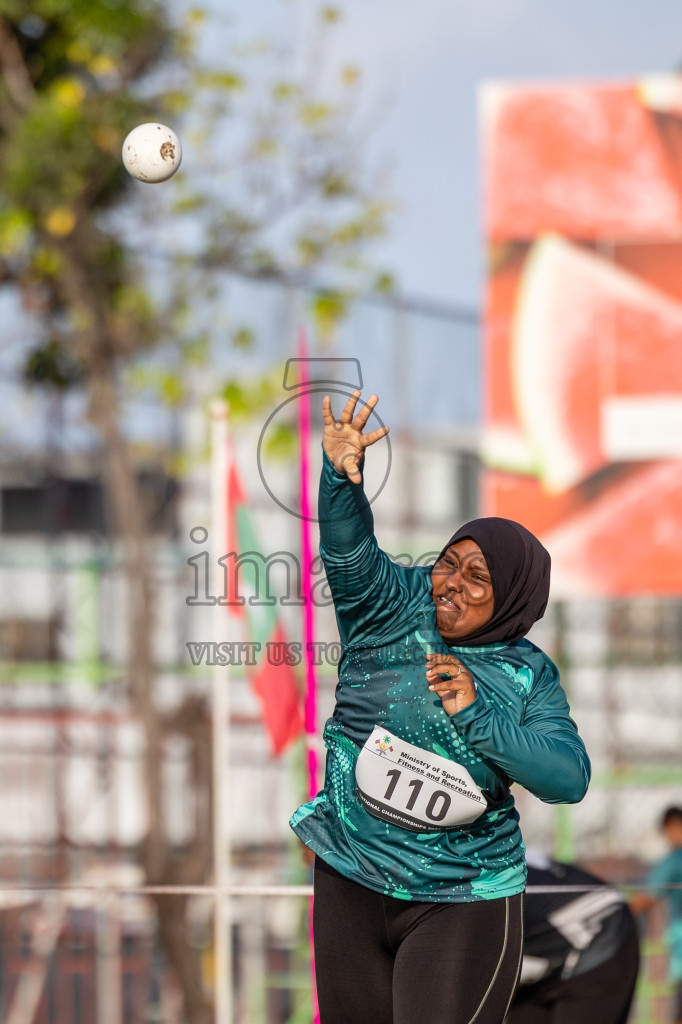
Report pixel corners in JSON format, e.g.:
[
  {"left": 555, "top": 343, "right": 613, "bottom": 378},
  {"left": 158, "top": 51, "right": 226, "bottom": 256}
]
[{"left": 430, "top": 538, "right": 494, "bottom": 642}]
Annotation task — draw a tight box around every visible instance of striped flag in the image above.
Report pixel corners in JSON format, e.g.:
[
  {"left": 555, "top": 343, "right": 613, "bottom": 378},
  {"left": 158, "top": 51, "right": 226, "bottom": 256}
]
[{"left": 226, "top": 454, "right": 303, "bottom": 755}]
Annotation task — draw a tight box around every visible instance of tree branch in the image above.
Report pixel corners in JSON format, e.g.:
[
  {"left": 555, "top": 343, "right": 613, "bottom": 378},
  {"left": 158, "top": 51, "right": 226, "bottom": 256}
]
[{"left": 0, "top": 17, "right": 35, "bottom": 116}]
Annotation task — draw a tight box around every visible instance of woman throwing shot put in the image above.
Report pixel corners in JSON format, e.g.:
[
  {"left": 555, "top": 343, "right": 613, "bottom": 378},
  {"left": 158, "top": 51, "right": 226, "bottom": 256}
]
[{"left": 290, "top": 391, "right": 590, "bottom": 1024}]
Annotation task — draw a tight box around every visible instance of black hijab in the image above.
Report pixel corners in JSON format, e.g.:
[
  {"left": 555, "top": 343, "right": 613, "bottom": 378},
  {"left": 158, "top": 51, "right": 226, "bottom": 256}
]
[{"left": 435, "top": 517, "right": 551, "bottom": 647}]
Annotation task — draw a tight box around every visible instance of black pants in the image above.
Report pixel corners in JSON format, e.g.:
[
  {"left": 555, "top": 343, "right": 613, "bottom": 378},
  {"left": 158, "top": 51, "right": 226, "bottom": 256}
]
[
  {"left": 505, "top": 925, "right": 640, "bottom": 1024},
  {"left": 313, "top": 857, "right": 524, "bottom": 1024}
]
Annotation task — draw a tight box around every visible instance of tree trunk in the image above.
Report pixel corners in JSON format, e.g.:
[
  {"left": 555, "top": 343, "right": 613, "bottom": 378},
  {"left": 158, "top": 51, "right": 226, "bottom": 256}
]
[
  {"left": 87, "top": 371, "right": 214, "bottom": 1024},
  {"left": 156, "top": 894, "right": 215, "bottom": 1024}
]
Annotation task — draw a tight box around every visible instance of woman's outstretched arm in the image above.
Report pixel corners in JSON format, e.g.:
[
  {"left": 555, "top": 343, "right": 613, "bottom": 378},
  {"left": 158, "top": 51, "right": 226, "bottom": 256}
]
[{"left": 317, "top": 391, "right": 416, "bottom": 646}]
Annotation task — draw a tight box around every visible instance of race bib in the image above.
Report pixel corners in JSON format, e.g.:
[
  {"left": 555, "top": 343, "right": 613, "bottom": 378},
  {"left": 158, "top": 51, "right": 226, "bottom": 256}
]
[{"left": 355, "top": 725, "right": 487, "bottom": 832}]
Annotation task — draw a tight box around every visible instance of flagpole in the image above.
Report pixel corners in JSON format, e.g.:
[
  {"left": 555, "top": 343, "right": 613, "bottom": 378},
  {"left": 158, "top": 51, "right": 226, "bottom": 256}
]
[
  {"left": 297, "top": 328, "right": 320, "bottom": 1024},
  {"left": 210, "top": 399, "right": 232, "bottom": 1024}
]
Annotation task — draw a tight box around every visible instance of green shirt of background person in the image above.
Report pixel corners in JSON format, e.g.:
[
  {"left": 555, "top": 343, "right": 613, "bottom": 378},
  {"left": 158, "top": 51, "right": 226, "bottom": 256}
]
[{"left": 632, "top": 806, "right": 682, "bottom": 1024}]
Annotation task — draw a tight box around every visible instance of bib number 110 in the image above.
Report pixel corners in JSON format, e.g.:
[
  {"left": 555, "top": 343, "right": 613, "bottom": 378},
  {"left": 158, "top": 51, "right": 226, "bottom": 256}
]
[{"left": 383, "top": 768, "right": 452, "bottom": 822}]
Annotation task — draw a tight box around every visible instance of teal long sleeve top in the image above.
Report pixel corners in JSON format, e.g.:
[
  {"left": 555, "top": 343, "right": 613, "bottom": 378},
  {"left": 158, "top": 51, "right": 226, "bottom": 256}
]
[{"left": 290, "top": 452, "right": 591, "bottom": 902}]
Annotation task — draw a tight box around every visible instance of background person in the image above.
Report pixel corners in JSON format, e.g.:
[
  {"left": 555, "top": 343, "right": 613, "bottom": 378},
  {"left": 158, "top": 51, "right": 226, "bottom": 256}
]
[
  {"left": 631, "top": 806, "right": 682, "bottom": 1024},
  {"left": 290, "top": 391, "right": 591, "bottom": 1024},
  {"left": 506, "top": 854, "right": 639, "bottom": 1024}
]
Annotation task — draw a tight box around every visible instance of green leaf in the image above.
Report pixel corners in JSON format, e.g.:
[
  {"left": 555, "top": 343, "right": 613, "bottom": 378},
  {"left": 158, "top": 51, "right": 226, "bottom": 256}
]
[
  {"left": 299, "top": 103, "right": 334, "bottom": 126},
  {"left": 222, "top": 380, "right": 251, "bottom": 417},
  {"left": 319, "top": 6, "right": 342, "bottom": 24},
  {"left": 163, "top": 91, "right": 191, "bottom": 115},
  {"left": 113, "top": 285, "right": 153, "bottom": 320},
  {"left": 184, "top": 6, "right": 207, "bottom": 25},
  {"left": 272, "top": 81, "right": 299, "bottom": 101},
  {"left": 182, "top": 334, "right": 210, "bottom": 365},
  {"left": 231, "top": 326, "right": 255, "bottom": 350},
  {"left": 172, "top": 194, "right": 207, "bottom": 214},
  {"left": 297, "top": 234, "right": 326, "bottom": 266},
  {"left": 373, "top": 271, "right": 395, "bottom": 295},
  {"left": 321, "top": 173, "right": 354, "bottom": 198},
  {"left": 0, "top": 207, "right": 33, "bottom": 256},
  {"left": 160, "top": 372, "right": 184, "bottom": 406},
  {"left": 221, "top": 366, "right": 286, "bottom": 421},
  {"left": 263, "top": 422, "right": 297, "bottom": 459},
  {"left": 309, "top": 290, "right": 349, "bottom": 341},
  {"left": 252, "top": 136, "right": 279, "bottom": 158},
  {"left": 32, "top": 245, "right": 62, "bottom": 277},
  {"left": 195, "top": 70, "right": 244, "bottom": 91},
  {"left": 23, "top": 340, "right": 83, "bottom": 390},
  {"left": 340, "top": 65, "right": 360, "bottom": 87}
]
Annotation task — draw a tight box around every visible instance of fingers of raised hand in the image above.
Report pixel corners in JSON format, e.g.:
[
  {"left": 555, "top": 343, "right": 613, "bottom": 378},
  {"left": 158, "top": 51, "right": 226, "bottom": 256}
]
[
  {"left": 322, "top": 392, "right": 363, "bottom": 431},
  {"left": 323, "top": 392, "right": 388, "bottom": 438},
  {"left": 338, "top": 390, "right": 362, "bottom": 425},
  {"left": 322, "top": 395, "right": 335, "bottom": 426},
  {"left": 322, "top": 393, "right": 357, "bottom": 427},
  {"left": 351, "top": 392, "right": 378, "bottom": 431},
  {"left": 360, "top": 424, "right": 390, "bottom": 448}
]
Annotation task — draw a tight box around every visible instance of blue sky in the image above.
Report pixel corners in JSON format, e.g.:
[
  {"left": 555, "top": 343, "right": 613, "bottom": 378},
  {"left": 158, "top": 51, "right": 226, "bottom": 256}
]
[
  {"left": 334, "top": 0, "right": 682, "bottom": 307},
  {"left": 211, "top": 0, "right": 682, "bottom": 309}
]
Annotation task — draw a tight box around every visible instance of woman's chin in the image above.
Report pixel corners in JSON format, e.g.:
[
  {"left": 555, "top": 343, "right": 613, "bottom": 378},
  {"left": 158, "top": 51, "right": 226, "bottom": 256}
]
[{"left": 436, "top": 610, "right": 467, "bottom": 641}]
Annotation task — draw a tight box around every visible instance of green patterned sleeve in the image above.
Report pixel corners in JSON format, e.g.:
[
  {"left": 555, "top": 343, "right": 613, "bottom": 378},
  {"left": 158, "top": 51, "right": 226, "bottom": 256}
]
[
  {"left": 449, "top": 658, "right": 591, "bottom": 804},
  {"left": 318, "top": 449, "right": 420, "bottom": 646}
]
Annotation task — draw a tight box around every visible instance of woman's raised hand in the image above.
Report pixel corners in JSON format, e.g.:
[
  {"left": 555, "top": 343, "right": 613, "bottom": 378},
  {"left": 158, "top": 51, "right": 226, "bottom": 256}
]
[{"left": 322, "top": 390, "right": 389, "bottom": 483}]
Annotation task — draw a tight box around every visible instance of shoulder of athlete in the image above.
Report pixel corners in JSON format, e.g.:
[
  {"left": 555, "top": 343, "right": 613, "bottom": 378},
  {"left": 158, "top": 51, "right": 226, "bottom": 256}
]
[
  {"left": 510, "top": 640, "right": 561, "bottom": 687},
  {"left": 465, "top": 640, "right": 561, "bottom": 702}
]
